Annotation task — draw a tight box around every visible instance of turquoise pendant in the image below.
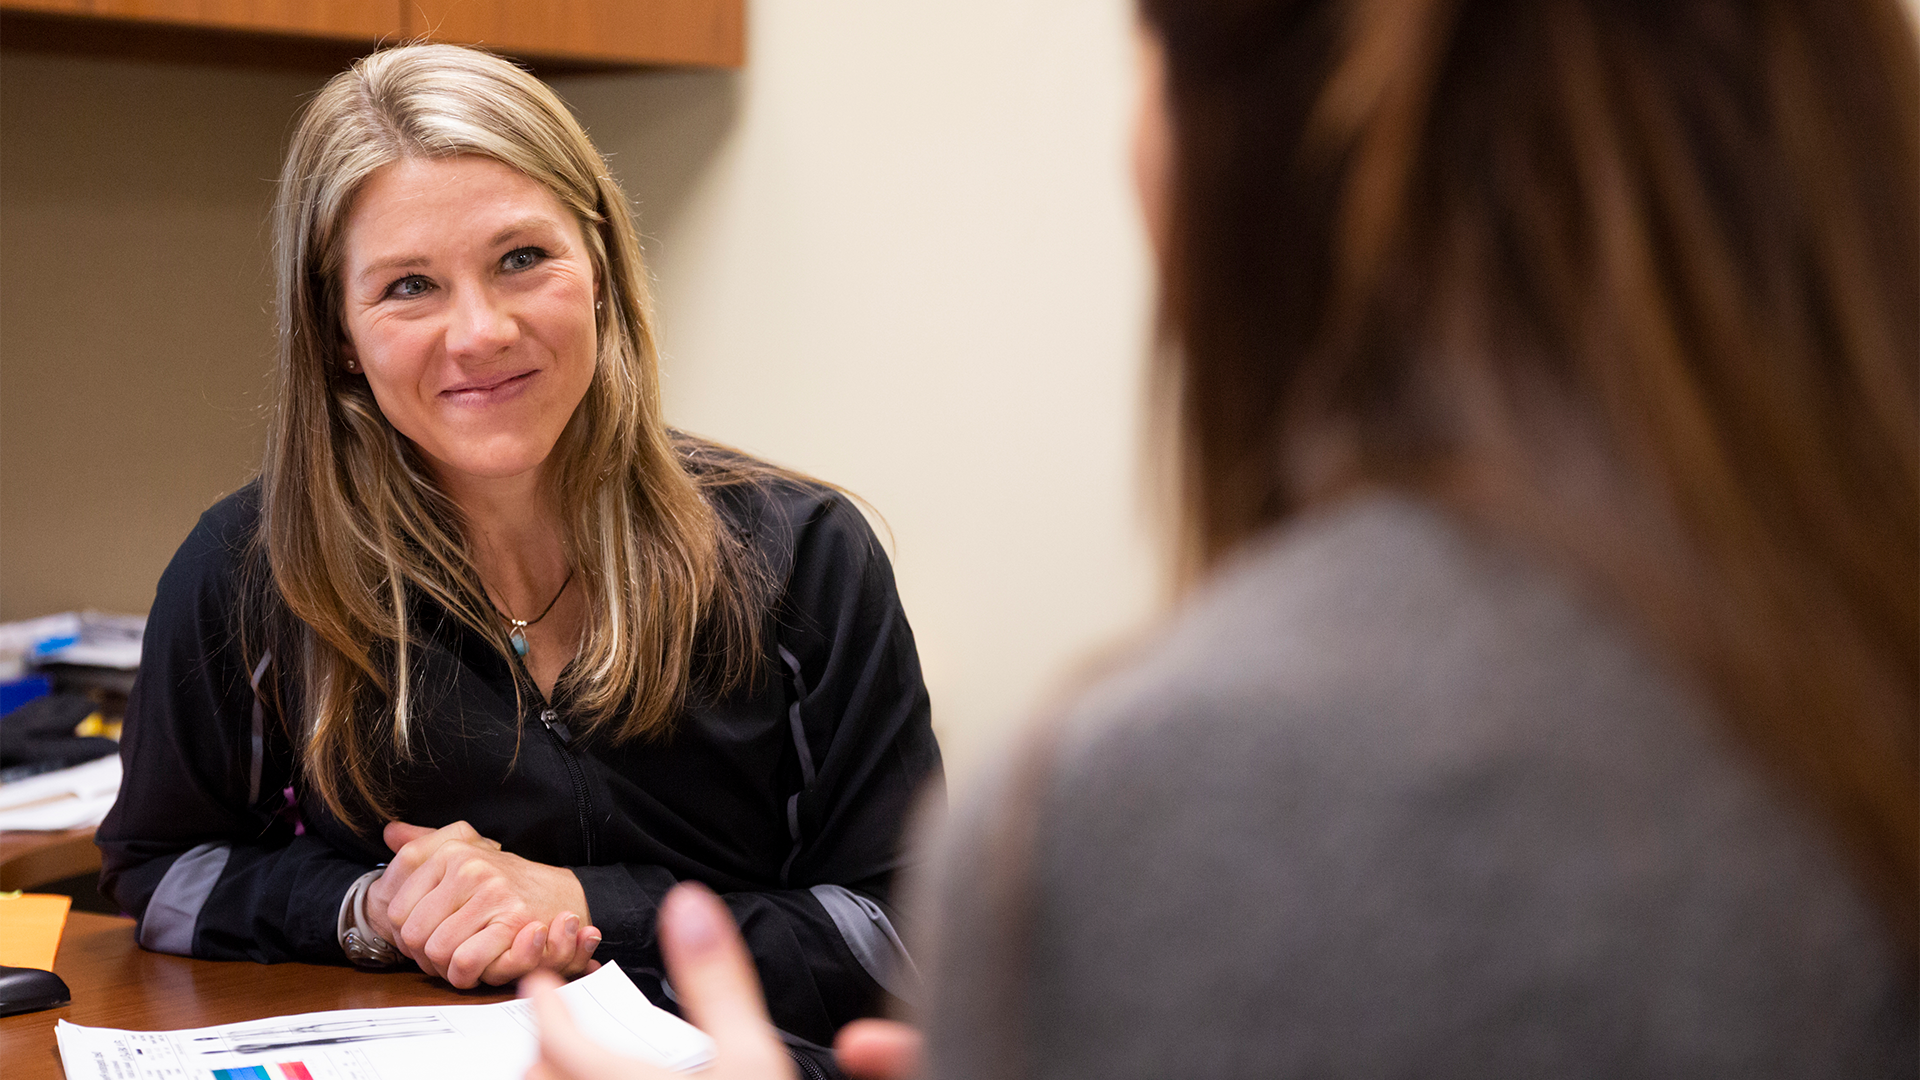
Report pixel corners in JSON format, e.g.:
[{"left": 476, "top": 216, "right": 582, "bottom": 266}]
[{"left": 511, "top": 628, "right": 530, "bottom": 656}]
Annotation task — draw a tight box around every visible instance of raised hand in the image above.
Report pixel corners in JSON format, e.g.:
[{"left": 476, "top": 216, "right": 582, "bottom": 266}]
[
  {"left": 368, "top": 820, "right": 601, "bottom": 987},
  {"left": 523, "top": 883, "right": 796, "bottom": 1080},
  {"left": 835, "top": 1020, "right": 923, "bottom": 1080}
]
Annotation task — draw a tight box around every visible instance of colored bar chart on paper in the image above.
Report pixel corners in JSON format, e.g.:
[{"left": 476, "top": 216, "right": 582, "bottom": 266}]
[{"left": 212, "top": 1064, "right": 314, "bottom": 1080}]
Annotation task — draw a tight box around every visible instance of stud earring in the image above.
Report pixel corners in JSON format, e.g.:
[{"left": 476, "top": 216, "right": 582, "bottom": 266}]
[
  {"left": 345, "top": 358, "right": 359, "bottom": 373},
  {"left": 595, "top": 300, "right": 603, "bottom": 311}
]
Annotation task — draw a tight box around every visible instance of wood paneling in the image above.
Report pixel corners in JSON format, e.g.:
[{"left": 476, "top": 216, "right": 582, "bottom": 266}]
[
  {"left": 0, "top": 0, "right": 90, "bottom": 14},
  {"left": 82, "top": 0, "right": 395, "bottom": 39},
  {"left": 409, "top": 0, "right": 743, "bottom": 67},
  {"left": 0, "top": 9, "right": 379, "bottom": 71},
  {"left": 0, "top": 914, "right": 516, "bottom": 1080},
  {"left": 0, "top": 1, "right": 745, "bottom": 68}
]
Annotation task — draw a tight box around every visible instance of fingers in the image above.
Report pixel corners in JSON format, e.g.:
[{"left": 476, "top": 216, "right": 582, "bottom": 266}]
[
  {"left": 656, "top": 883, "right": 789, "bottom": 1078},
  {"left": 835, "top": 1020, "right": 924, "bottom": 1080},
  {"left": 381, "top": 820, "right": 495, "bottom": 896},
  {"left": 379, "top": 820, "right": 496, "bottom": 950},
  {"left": 478, "top": 911, "right": 579, "bottom": 988},
  {"left": 537, "top": 912, "right": 586, "bottom": 975},
  {"left": 392, "top": 842, "right": 516, "bottom": 964},
  {"left": 415, "top": 872, "right": 524, "bottom": 976},
  {"left": 522, "top": 970, "right": 675, "bottom": 1080},
  {"left": 532, "top": 914, "right": 578, "bottom": 976},
  {"left": 382, "top": 820, "right": 500, "bottom": 892},
  {"left": 493, "top": 912, "right": 600, "bottom": 984},
  {"left": 479, "top": 920, "right": 550, "bottom": 987},
  {"left": 383, "top": 840, "right": 594, "bottom": 988},
  {"left": 566, "top": 921, "right": 603, "bottom": 976},
  {"left": 443, "top": 918, "right": 528, "bottom": 989},
  {"left": 383, "top": 820, "right": 438, "bottom": 852}
]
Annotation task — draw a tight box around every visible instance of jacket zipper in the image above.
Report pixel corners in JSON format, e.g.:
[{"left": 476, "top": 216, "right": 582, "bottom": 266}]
[
  {"left": 539, "top": 706, "right": 597, "bottom": 864},
  {"left": 787, "top": 1047, "right": 830, "bottom": 1080}
]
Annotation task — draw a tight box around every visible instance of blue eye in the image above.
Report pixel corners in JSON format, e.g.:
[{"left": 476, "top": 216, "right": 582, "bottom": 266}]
[
  {"left": 386, "top": 275, "right": 432, "bottom": 299},
  {"left": 502, "top": 247, "right": 545, "bottom": 272}
]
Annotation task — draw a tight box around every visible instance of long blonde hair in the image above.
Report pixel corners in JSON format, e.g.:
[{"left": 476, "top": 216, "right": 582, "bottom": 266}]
[{"left": 262, "top": 44, "right": 769, "bottom": 826}]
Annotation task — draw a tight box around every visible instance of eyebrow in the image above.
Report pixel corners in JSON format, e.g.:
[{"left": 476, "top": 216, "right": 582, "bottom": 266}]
[{"left": 352, "top": 217, "right": 569, "bottom": 284}]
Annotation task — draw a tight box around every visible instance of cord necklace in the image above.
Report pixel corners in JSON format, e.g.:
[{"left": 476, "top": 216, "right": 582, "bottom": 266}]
[{"left": 496, "top": 567, "right": 574, "bottom": 657}]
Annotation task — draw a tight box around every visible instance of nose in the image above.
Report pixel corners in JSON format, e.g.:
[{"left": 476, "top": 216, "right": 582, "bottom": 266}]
[{"left": 444, "top": 285, "right": 519, "bottom": 359}]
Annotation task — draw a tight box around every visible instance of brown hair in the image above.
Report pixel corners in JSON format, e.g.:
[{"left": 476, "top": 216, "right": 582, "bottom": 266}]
[
  {"left": 1138, "top": 0, "right": 1919, "bottom": 945},
  {"left": 262, "top": 44, "right": 772, "bottom": 825}
]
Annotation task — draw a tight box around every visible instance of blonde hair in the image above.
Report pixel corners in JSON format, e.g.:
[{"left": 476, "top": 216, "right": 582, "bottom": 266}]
[{"left": 262, "top": 44, "right": 768, "bottom": 825}]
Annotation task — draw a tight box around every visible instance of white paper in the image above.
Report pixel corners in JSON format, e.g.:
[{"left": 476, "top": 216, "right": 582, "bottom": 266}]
[
  {"left": 53, "top": 961, "right": 712, "bottom": 1080},
  {"left": 0, "top": 612, "right": 82, "bottom": 655},
  {"left": 0, "top": 611, "right": 145, "bottom": 669},
  {"left": 37, "top": 639, "right": 144, "bottom": 670},
  {"left": 0, "top": 754, "right": 122, "bottom": 830}
]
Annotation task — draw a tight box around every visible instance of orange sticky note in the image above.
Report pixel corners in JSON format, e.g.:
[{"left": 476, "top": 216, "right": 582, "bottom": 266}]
[{"left": 0, "top": 892, "right": 72, "bottom": 971}]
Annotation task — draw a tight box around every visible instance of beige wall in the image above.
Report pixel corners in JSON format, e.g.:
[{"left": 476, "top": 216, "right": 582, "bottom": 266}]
[
  {"left": 0, "top": 56, "right": 330, "bottom": 619},
  {"left": 0, "top": 0, "right": 1161, "bottom": 787},
  {"left": 553, "top": 0, "right": 1160, "bottom": 781}
]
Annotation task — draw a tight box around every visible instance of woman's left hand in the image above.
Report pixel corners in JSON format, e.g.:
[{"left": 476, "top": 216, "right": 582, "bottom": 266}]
[{"left": 370, "top": 820, "right": 602, "bottom": 987}]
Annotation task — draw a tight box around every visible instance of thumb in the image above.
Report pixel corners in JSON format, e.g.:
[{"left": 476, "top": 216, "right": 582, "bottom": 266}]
[
  {"left": 657, "top": 883, "right": 788, "bottom": 1076},
  {"left": 384, "top": 820, "right": 436, "bottom": 853},
  {"left": 835, "top": 1020, "right": 923, "bottom": 1080}
]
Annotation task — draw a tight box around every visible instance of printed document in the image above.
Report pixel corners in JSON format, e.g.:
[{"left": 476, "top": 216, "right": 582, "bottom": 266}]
[{"left": 54, "top": 961, "right": 712, "bottom": 1079}]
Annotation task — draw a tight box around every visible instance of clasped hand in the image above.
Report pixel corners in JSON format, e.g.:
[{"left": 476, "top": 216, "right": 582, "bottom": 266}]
[{"left": 366, "top": 820, "right": 601, "bottom": 988}]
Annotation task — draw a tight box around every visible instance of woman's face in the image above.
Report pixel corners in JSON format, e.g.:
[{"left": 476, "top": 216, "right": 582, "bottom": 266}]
[{"left": 338, "top": 155, "right": 599, "bottom": 494}]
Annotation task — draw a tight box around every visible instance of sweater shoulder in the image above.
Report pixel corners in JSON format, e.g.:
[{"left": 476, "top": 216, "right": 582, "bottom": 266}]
[{"left": 992, "top": 495, "right": 1912, "bottom": 1076}]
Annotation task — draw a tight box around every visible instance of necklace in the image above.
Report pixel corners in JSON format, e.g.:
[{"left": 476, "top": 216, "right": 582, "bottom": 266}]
[{"left": 497, "top": 568, "right": 574, "bottom": 657}]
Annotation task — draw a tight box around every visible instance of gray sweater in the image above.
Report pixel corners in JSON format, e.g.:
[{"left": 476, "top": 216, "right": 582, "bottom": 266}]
[{"left": 922, "top": 497, "right": 1914, "bottom": 1079}]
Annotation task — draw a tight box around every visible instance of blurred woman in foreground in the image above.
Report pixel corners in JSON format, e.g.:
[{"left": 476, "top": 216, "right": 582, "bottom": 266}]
[{"left": 532, "top": 0, "right": 1917, "bottom": 1075}]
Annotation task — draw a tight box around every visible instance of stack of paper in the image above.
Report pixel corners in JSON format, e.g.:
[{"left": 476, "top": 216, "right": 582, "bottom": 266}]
[
  {"left": 55, "top": 962, "right": 713, "bottom": 1080},
  {"left": 0, "top": 755, "right": 122, "bottom": 830}
]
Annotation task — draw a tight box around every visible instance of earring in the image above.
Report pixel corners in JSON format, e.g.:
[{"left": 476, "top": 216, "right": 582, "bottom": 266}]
[
  {"left": 595, "top": 300, "right": 604, "bottom": 311},
  {"left": 345, "top": 358, "right": 359, "bottom": 373}
]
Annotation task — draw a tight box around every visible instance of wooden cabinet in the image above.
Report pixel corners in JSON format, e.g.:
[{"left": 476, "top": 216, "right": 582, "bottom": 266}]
[
  {"left": 0, "top": 0, "right": 80, "bottom": 11},
  {"left": 9, "top": 1, "right": 395, "bottom": 39},
  {"left": 409, "top": 0, "right": 741, "bottom": 67},
  {"left": 0, "top": 0, "right": 745, "bottom": 69}
]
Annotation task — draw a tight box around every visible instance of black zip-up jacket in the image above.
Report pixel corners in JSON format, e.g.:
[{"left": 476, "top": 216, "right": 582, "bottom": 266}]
[{"left": 98, "top": 475, "right": 942, "bottom": 1052}]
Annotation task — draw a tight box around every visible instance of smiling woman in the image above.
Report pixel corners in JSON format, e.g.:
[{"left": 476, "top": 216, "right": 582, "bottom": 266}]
[
  {"left": 339, "top": 157, "right": 601, "bottom": 510},
  {"left": 94, "top": 44, "right": 941, "bottom": 1075}
]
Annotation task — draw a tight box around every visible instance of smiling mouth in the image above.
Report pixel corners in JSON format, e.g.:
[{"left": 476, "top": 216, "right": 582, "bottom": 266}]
[{"left": 442, "top": 370, "right": 537, "bottom": 398}]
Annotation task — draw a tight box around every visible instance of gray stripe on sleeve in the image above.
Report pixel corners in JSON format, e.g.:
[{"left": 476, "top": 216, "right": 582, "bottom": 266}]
[
  {"left": 136, "top": 842, "right": 231, "bottom": 956},
  {"left": 810, "top": 883, "right": 921, "bottom": 1003},
  {"left": 247, "top": 651, "right": 272, "bottom": 805}
]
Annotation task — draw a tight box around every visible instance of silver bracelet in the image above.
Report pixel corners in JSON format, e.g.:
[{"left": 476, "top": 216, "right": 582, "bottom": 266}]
[{"left": 337, "top": 868, "right": 401, "bottom": 968}]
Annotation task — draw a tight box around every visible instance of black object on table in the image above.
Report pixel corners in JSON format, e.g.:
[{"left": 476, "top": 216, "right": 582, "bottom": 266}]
[{"left": 0, "top": 966, "right": 71, "bottom": 1018}]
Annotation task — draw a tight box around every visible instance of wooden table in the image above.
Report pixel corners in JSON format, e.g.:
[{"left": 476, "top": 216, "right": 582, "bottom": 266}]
[
  {"left": 0, "top": 828, "right": 100, "bottom": 892},
  {"left": 0, "top": 912, "right": 515, "bottom": 1079}
]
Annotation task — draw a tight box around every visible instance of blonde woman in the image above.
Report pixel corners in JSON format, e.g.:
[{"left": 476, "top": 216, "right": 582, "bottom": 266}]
[{"left": 97, "top": 45, "right": 940, "bottom": 1071}]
